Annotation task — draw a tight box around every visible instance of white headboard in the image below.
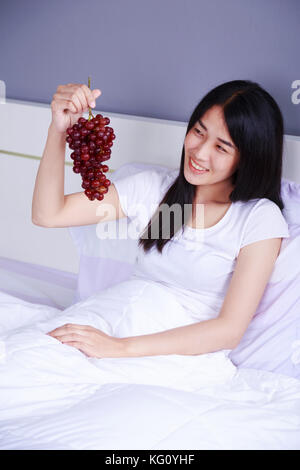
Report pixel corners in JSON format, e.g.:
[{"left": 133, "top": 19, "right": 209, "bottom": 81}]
[{"left": 0, "top": 98, "right": 299, "bottom": 274}]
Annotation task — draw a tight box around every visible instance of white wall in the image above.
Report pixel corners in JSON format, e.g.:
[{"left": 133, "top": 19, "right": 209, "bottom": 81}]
[{"left": 0, "top": 99, "right": 299, "bottom": 273}]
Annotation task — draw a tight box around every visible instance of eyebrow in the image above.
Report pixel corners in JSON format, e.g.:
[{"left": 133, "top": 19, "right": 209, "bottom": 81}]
[{"left": 197, "top": 119, "right": 235, "bottom": 149}]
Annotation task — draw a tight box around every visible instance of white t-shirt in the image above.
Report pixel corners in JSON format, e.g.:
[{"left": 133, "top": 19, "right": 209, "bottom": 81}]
[{"left": 113, "top": 168, "right": 290, "bottom": 322}]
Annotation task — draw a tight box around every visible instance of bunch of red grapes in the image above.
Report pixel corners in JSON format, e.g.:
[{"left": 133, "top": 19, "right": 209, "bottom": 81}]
[{"left": 65, "top": 114, "right": 115, "bottom": 201}]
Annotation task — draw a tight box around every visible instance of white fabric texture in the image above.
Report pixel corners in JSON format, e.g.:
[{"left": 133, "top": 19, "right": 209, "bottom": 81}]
[
  {"left": 0, "top": 167, "right": 297, "bottom": 450},
  {"left": 0, "top": 281, "right": 237, "bottom": 414},
  {"left": 0, "top": 283, "right": 300, "bottom": 450},
  {"left": 113, "top": 168, "right": 290, "bottom": 324}
]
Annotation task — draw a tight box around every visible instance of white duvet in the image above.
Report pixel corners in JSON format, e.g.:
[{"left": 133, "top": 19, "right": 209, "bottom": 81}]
[{"left": 0, "top": 279, "right": 299, "bottom": 450}]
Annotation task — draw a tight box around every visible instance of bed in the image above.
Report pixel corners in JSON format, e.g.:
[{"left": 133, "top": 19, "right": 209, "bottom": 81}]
[{"left": 0, "top": 98, "right": 300, "bottom": 450}]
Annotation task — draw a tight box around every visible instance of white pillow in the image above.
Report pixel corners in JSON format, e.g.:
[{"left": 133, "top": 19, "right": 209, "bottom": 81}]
[{"left": 68, "top": 162, "right": 174, "bottom": 303}]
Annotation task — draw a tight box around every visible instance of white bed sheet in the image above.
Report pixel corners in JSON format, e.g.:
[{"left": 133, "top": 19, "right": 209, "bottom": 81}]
[
  {"left": 1, "top": 374, "right": 300, "bottom": 450},
  {"left": 0, "top": 278, "right": 299, "bottom": 450},
  {"left": 0, "top": 256, "right": 77, "bottom": 310}
]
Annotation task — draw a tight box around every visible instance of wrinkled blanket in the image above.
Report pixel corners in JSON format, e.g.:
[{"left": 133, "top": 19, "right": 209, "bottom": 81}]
[{"left": 0, "top": 279, "right": 299, "bottom": 450}]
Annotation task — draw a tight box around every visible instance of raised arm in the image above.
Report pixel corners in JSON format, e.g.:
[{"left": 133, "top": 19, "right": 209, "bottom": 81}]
[{"left": 32, "top": 83, "right": 126, "bottom": 228}]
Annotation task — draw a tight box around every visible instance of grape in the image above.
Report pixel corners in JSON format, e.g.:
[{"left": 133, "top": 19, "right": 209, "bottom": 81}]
[
  {"left": 65, "top": 113, "right": 115, "bottom": 200},
  {"left": 80, "top": 129, "right": 89, "bottom": 137},
  {"left": 91, "top": 180, "right": 101, "bottom": 188},
  {"left": 99, "top": 185, "right": 108, "bottom": 194},
  {"left": 93, "top": 191, "right": 101, "bottom": 199}
]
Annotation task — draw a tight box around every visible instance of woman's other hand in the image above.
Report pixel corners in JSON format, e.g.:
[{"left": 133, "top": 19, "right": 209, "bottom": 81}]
[{"left": 47, "top": 323, "right": 125, "bottom": 358}]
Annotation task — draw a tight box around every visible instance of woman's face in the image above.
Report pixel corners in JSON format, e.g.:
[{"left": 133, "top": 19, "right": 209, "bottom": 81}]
[{"left": 184, "top": 105, "right": 240, "bottom": 197}]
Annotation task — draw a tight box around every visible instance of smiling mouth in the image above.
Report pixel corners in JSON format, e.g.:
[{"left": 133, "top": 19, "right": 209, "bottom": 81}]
[{"left": 189, "top": 157, "right": 210, "bottom": 172}]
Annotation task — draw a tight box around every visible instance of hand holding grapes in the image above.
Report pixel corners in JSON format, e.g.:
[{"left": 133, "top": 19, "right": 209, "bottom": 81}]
[
  {"left": 52, "top": 79, "right": 116, "bottom": 201},
  {"left": 50, "top": 83, "right": 102, "bottom": 134}
]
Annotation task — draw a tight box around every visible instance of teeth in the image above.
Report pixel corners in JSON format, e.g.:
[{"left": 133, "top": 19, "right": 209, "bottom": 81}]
[{"left": 191, "top": 159, "right": 208, "bottom": 171}]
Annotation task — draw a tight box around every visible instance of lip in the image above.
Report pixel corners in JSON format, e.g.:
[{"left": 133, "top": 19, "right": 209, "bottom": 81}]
[{"left": 189, "top": 157, "right": 210, "bottom": 174}]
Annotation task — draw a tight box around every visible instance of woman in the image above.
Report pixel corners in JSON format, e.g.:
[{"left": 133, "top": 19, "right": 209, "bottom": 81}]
[
  {"left": 0, "top": 80, "right": 289, "bottom": 403},
  {"left": 31, "top": 79, "right": 289, "bottom": 362}
]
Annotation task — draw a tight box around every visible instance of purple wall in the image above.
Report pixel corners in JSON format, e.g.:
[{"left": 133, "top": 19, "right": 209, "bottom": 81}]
[{"left": 1, "top": 0, "right": 299, "bottom": 134}]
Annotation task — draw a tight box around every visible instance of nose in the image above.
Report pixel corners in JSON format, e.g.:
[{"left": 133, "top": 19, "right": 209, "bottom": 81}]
[{"left": 193, "top": 140, "right": 211, "bottom": 166}]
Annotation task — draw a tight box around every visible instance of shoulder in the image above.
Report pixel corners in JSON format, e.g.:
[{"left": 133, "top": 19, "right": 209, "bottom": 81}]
[
  {"left": 237, "top": 198, "right": 290, "bottom": 251},
  {"left": 240, "top": 197, "right": 286, "bottom": 222},
  {"left": 233, "top": 197, "right": 286, "bottom": 222}
]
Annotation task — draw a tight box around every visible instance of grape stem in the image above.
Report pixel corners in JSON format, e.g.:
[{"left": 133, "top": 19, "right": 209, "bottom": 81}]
[{"left": 88, "top": 76, "right": 94, "bottom": 121}]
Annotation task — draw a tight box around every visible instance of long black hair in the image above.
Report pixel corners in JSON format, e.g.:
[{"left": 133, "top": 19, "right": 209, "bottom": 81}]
[{"left": 138, "top": 79, "right": 285, "bottom": 254}]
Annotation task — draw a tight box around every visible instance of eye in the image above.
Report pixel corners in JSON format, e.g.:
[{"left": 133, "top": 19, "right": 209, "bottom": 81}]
[
  {"left": 194, "top": 128, "right": 203, "bottom": 136},
  {"left": 193, "top": 128, "right": 227, "bottom": 152}
]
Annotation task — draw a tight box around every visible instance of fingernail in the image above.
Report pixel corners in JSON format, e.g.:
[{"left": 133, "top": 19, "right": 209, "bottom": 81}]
[{"left": 90, "top": 102, "right": 96, "bottom": 108}]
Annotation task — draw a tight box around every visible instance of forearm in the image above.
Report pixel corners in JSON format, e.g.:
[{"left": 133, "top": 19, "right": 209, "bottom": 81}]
[
  {"left": 121, "top": 318, "right": 237, "bottom": 358},
  {"left": 32, "top": 124, "right": 66, "bottom": 224}
]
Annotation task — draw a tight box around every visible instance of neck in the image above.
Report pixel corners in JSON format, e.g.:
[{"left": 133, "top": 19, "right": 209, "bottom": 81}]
[{"left": 194, "top": 179, "right": 234, "bottom": 204}]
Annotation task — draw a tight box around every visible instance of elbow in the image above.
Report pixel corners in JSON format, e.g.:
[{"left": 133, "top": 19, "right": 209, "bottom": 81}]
[
  {"left": 32, "top": 216, "right": 52, "bottom": 227},
  {"left": 32, "top": 208, "right": 44, "bottom": 226},
  {"left": 32, "top": 216, "right": 43, "bottom": 226},
  {"left": 221, "top": 327, "right": 241, "bottom": 351},
  {"left": 229, "top": 334, "right": 242, "bottom": 350},
  {"left": 216, "top": 320, "right": 241, "bottom": 351}
]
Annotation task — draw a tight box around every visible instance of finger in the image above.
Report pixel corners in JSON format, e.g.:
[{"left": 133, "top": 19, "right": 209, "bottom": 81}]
[
  {"left": 47, "top": 323, "right": 91, "bottom": 335},
  {"left": 55, "top": 88, "right": 83, "bottom": 114},
  {"left": 56, "top": 83, "right": 99, "bottom": 97},
  {"left": 73, "top": 85, "right": 100, "bottom": 112},
  {"left": 91, "top": 88, "right": 102, "bottom": 104},
  {"left": 53, "top": 333, "right": 93, "bottom": 344},
  {"left": 54, "top": 91, "right": 79, "bottom": 100},
  {"left": 78, "top": 84, "right": 101, "bottom": 107},
  {"left": 51, "top": 97, "right": 77, "bottom": 114},
  {"left": 55, "top": 85, "right": 101, "bottom": 110},
  {"left": 74, "top": 85, "right": 90, "bottom": 112},
  {"left": 54, "top": 85, "right": 77, "bottom": 101},
  {"left": 56, "top": 84, "right": 79, "bottom": 94},
  {"left": 47, "top": 330, "right": 88, "bottom": 340},
  {"left": 70, "top": 91, "right": 84, "bottom": 114},
  {"left": 64, "top": 341, "right": 94, "bottom": 357},
  {"left": 78, "top": 84, "right": 98, "bottom": 109}
]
